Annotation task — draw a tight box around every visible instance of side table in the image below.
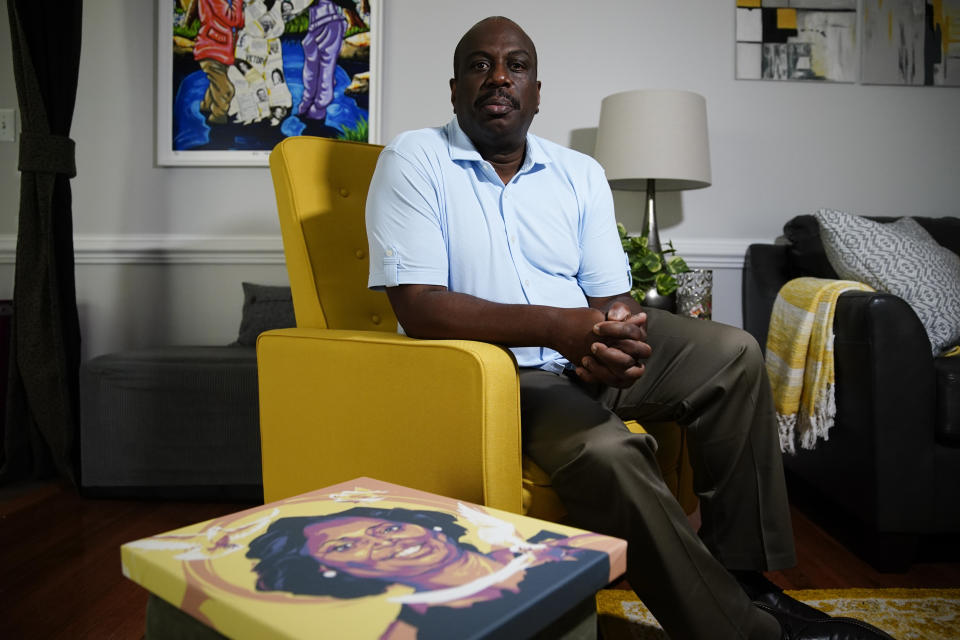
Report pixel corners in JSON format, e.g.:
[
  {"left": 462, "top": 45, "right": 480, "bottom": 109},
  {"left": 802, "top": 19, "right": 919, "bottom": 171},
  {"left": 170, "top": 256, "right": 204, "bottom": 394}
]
[{"left": 122, "top": 477, "right": 627, "bottom": 639}]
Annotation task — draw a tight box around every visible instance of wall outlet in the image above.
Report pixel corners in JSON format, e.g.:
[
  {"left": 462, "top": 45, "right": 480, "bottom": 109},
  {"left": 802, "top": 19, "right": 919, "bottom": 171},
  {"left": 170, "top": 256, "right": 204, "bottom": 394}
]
[{"left": 0, "top": 109, "right": 16, "bottom": 142}]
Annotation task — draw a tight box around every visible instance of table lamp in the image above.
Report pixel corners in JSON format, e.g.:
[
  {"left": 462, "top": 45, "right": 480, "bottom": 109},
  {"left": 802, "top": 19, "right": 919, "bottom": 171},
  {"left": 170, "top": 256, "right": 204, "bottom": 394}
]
[{"left": 594, "top": 89, "right": 712, "bottom": 256}]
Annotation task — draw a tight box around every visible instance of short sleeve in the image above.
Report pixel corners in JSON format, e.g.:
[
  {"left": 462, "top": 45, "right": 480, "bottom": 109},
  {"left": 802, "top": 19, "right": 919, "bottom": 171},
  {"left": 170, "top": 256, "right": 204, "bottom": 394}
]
[
  {"left": 576, "top": 161, "right": 631, "bottom": 297},
  {"left": 366, "top": 148, "right": 449, "bottom": 290}
]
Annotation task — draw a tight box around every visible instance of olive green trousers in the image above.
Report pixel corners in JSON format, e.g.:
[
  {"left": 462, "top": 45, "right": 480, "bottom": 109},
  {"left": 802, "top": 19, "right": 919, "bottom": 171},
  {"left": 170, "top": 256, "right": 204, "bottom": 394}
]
[{"left": 520, "top": 308, "right": 794, "bottom": 640}]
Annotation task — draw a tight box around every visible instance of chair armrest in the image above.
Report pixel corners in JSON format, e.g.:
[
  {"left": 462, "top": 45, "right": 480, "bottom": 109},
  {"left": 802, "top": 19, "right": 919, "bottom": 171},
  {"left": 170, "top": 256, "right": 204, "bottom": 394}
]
[
  {"left": 832, "top": 291, "right": 937, "bottom": 528},
  {"left": 256, "top": 328, "right": 523, "bottom": 512},
  {"left": 742, "top": 244, "right": 790, "bottom": 349}
]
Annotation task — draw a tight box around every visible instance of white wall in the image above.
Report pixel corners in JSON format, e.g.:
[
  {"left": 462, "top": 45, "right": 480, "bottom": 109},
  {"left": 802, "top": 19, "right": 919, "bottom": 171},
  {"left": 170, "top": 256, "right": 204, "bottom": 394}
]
[{"left": 1, "top": 0, "right": 958, "bottom": 358}]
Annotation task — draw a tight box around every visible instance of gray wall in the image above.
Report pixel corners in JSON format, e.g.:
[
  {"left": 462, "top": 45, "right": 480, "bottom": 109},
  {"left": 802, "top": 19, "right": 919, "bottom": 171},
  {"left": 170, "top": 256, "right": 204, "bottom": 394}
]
[{"left": 1, "top": 0, "right": 958, "bottom": 359}]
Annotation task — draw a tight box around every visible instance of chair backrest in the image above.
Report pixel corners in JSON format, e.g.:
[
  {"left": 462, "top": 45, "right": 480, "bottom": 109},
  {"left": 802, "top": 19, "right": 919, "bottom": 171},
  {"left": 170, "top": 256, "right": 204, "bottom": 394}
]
[{"left": 269, "top": 136, "right": 397, "bottom": 332}]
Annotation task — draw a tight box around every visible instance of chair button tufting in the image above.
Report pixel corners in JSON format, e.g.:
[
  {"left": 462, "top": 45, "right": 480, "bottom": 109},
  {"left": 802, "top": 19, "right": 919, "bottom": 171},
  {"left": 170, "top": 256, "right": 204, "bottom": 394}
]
[
  {"left": 371, "top": 314, "right": 381, "bottom": 325},
  {"left": 355, "top": 249, "right": 366, "bottom": 259},
  {"left": 339, "top": 187, "right": 349, "bottom": 198}
]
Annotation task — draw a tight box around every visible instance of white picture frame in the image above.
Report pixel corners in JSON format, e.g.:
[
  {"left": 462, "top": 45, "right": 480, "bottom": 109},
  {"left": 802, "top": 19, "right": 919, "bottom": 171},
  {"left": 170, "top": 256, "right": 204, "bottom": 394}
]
[{"left": 156, "top": 0, "right": 381, "bottom": 167}]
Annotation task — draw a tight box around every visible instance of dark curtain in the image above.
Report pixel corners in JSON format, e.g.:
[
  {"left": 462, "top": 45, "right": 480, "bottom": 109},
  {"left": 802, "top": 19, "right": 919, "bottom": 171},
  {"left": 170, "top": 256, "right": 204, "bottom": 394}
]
[{"left": 1, "top": 0, "right": 83, "bottom": 485}]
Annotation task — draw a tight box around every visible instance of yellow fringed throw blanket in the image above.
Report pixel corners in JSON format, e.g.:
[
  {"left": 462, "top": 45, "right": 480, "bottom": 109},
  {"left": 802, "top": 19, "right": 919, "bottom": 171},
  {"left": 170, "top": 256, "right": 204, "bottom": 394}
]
[{"left": 765, "top": 277, "right": 874, "bottom": 454}]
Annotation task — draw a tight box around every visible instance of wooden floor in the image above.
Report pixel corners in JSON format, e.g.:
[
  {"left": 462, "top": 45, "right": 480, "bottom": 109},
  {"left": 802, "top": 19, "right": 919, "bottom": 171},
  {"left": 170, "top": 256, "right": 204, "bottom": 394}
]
[{"left": 1, "top": 481, "right": 958, "bottom": 639}]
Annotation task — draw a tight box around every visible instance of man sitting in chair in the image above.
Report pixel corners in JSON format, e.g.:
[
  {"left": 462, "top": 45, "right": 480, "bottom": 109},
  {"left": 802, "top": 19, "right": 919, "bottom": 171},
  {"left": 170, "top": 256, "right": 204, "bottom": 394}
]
[{"left": 365, "top": 16, "right": 892, "bottom": 640}]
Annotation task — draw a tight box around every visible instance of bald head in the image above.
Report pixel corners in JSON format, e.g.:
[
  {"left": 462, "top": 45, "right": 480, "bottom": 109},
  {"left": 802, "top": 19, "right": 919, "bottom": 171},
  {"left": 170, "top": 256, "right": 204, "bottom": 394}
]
[{"left": 453, "top": 16, "right": 538, "bottom": 79}]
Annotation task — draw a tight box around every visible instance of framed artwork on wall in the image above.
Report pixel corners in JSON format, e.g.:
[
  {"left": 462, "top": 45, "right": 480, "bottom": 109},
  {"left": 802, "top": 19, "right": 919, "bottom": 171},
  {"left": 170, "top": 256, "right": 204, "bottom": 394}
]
[
  {"left": 157, "top": 0, "right": 381, "bottom": 167},
  {"left": 861, "top": 0, "right": 960, "bottom": 86},
  {"left": 735, "top": 0, "right": 857, "bottom": 83}
]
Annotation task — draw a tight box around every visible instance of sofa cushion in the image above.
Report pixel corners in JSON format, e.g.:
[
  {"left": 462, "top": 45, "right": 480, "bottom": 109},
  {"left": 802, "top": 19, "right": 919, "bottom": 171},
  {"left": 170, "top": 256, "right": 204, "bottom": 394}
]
[
  {"left": 816, "top": 209, "right": 960, "bottom": 355},
  {"left": 783, "top": 215, "right": 840, "bottom": 279},
  {"left": 914, "top": 217, "right": 960, "bottom": 255},
  {"left": 782, "top": 214, "right": 918, "bottom": 279},
  {"left": 784, "top": 215, "right": 960, "bottom": 268},
  {"left": 235, "top": 282, "right": 296, "bottom": 346}
]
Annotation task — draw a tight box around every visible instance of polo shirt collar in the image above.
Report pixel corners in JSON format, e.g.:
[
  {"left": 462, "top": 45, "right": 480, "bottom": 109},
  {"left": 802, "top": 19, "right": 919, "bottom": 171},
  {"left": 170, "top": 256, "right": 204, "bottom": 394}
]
[{"left": 445, "top": 118, "right": 551, "bottom": 173}]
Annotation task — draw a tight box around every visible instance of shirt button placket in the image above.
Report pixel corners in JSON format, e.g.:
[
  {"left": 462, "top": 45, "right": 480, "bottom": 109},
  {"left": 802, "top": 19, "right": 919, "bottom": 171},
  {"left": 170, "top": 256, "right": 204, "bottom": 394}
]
[{"left": 501, "top": 186, "right": 531, "bottom": 302}]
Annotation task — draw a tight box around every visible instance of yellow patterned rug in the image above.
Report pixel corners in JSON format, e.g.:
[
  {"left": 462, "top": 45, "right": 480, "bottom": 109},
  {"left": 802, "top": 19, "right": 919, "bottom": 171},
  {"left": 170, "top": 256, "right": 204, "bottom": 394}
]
[{"left": 596, "top": 588, "right": 960, "bottom": 640}]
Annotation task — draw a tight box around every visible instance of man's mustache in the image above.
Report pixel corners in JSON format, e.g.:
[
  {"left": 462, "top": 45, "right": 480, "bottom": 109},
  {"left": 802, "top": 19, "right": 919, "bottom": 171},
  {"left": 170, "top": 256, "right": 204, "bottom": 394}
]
[{"left": 475, "top": 89, "right": 520, "bottom": 110}]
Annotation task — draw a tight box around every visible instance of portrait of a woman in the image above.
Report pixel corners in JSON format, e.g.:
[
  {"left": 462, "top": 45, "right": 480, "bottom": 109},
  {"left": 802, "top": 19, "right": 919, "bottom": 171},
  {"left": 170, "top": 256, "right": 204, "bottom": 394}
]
[{"left": 246, "top": 505, "right": 611, "bottom": 639}]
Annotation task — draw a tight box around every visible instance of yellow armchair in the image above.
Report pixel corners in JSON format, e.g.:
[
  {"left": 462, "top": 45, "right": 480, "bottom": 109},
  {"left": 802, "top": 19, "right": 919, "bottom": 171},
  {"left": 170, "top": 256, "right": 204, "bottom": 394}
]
[{"left": 259, "top": 136, "right": 695, "bottom": 521}]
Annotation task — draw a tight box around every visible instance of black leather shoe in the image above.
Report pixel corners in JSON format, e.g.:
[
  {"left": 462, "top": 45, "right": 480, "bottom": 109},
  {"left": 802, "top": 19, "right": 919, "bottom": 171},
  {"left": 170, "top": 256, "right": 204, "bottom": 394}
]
[
  {"left": 752, "top": 589, "right": 831, "bottom": 621},
  {"left": 756, "top": 602, "right": 897, "bottom": 640},
  {"left": 732, "top": 570, "right": 830, "bottom": 621}
]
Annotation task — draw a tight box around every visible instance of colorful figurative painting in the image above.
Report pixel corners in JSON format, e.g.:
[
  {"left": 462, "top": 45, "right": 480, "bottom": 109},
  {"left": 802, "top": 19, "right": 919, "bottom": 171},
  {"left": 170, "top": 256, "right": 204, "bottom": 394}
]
[
  {"left": 735, "top": 0, "right": 858, "bottom": 82},
  {"left": 861, "top": 0, "right": 960, "bottom": 86},
  {"left": 121, "top": 478, "right": 627, "bottom": 639},
  {"left": 158, "top": 0, "right": 378, "bottom": 166}
]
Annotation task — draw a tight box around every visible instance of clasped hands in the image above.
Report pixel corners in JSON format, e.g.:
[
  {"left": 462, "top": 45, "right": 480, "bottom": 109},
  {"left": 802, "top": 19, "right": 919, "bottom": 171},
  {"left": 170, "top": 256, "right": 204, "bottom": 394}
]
[{"left": 562, "top": 302, "right": 651, "bottom": 388}]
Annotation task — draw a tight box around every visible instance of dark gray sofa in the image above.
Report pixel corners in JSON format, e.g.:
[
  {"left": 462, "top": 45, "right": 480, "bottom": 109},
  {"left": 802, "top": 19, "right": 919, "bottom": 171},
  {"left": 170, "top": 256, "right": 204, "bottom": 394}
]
[{"left": 742, "top": 215, "right": 960, "bottom": 571}]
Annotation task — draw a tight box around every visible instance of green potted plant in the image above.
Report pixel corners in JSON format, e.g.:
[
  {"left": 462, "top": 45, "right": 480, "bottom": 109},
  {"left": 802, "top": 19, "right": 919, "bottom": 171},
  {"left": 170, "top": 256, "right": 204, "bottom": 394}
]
[{"left": 618, "top": 222, "right": 689, "bottom": 309}]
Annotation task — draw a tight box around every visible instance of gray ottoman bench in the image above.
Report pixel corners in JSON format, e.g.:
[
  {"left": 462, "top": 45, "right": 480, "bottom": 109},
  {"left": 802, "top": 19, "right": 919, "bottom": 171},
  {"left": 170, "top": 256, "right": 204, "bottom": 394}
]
[{"left": 79, "top": 283, "right": 294, "bottom": 500}]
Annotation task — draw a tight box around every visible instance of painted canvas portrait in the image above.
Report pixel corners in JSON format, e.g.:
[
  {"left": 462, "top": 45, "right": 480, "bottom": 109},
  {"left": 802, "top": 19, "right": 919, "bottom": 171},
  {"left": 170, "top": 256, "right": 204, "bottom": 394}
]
[
  {"left": 157, "top": 0, "right": 380, "bottom": 165},
  {"left": 121, "top": 479, "right": 627, "bottom": 639}
]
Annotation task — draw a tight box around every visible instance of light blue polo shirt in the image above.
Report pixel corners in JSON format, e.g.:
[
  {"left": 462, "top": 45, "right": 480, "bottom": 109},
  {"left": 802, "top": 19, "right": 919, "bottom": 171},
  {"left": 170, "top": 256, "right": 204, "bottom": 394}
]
[{"left": 366, "top": 118, "right": 630, "bottom": 371}]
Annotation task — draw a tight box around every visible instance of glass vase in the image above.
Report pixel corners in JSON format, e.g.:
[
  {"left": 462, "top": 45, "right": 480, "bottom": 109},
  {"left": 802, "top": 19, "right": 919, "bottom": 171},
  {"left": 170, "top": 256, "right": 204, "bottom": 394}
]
[{"left": 676, "top": 269, "right": 712, "bottom": 320}]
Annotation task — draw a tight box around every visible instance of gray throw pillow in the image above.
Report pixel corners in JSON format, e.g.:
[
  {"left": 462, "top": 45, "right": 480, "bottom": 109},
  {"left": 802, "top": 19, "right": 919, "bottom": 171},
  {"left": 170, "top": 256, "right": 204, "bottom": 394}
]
[
  {"left": 235, "top": 282, "right": 296, "bottom": 346},
  {"left": 815, "top": 209, "right": 960, "bottom": 355}
]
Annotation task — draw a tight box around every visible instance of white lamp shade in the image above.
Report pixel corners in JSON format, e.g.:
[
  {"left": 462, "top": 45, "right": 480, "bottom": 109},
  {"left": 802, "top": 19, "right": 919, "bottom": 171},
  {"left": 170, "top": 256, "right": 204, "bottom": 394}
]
[{"left": 594, "top": 89, "right": 712, "bottom": 192}]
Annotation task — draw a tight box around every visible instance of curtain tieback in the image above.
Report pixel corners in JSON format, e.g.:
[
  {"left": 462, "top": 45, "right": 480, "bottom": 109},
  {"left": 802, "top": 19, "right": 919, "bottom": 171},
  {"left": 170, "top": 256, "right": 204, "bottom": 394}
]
[{"left": 19, "top": 132, "right": 77, "bottom": 178}]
